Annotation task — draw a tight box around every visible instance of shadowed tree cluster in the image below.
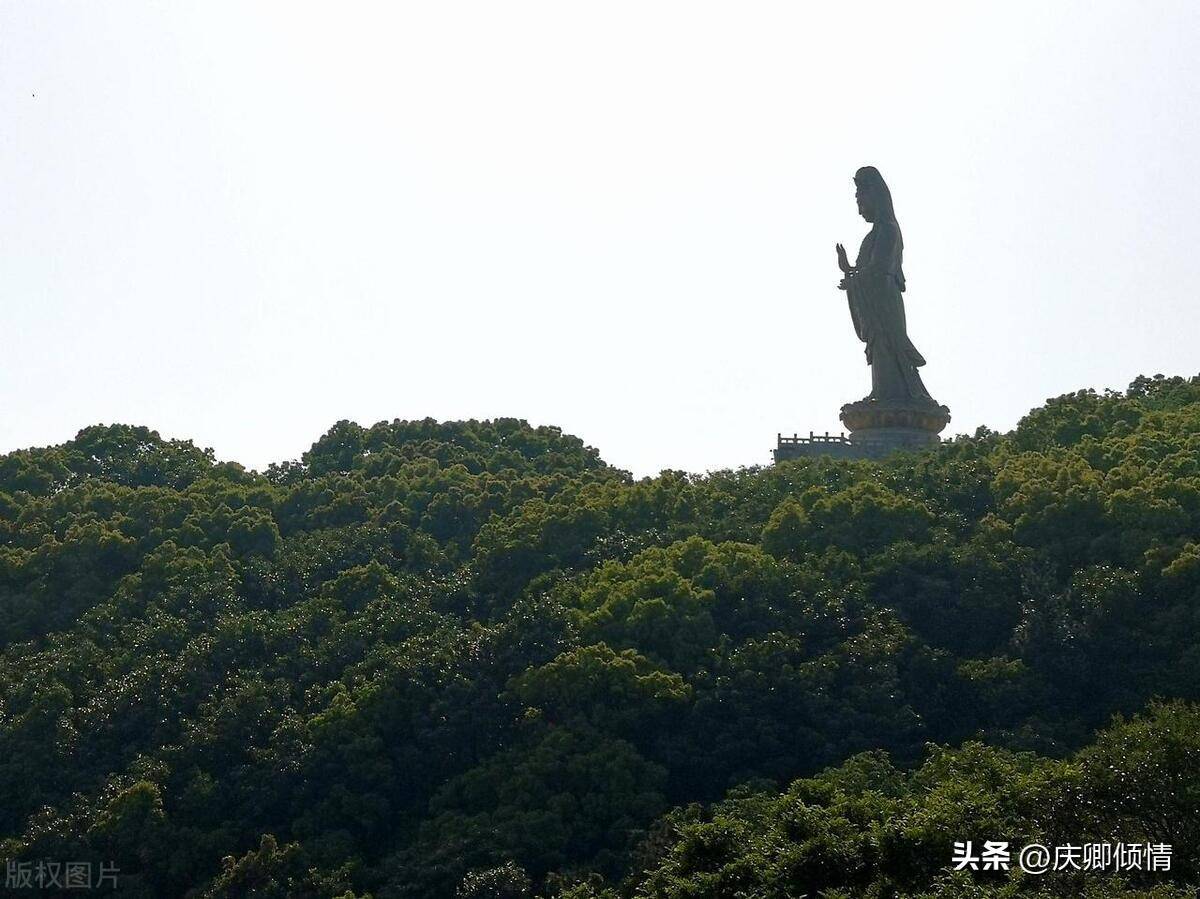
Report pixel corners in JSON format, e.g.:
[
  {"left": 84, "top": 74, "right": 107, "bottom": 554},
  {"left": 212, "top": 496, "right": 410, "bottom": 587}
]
[{"left": 2, "top": 378, "right": 1200, "bottom": 896}]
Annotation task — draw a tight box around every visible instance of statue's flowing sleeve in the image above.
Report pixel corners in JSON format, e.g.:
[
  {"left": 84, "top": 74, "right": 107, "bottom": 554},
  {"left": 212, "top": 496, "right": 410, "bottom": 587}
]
[
  {"left": 846, "top": 279, "right": 869, "bottom": 344},
  {"left": 845, "top": 231, "right": 875, "bottom": 346}
]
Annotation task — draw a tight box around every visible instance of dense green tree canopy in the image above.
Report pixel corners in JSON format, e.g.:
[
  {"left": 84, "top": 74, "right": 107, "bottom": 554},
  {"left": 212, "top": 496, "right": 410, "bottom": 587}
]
[{"left": 2, "top": 379, "right": 1200, "bottom": 897}]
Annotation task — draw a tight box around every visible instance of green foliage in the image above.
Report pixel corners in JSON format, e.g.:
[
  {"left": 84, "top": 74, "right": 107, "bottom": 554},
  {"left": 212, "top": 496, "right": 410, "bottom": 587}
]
[
  {"left": 457, "top": 862, "right": 532, "bottom": 899},
  {"left": 763, "top": 481, "right": 934, "bottom": 558},
  {"left": 506, "top": 643, "right": 690, "bottom": 735},
  {"left": 611, "top": 702, "right": 1200, "bottom": 898},
  {"left": 1, "top": 380, "right": 1200, "bottom": 897}
]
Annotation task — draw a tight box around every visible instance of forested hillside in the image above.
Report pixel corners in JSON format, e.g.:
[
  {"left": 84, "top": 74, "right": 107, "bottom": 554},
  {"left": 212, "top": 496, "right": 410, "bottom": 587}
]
[{"left": 2, "top": 375, "right": 1200, "bottom": 898}]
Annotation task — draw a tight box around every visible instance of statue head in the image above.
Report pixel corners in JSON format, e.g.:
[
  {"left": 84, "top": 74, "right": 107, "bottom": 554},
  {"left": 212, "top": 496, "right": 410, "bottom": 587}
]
[{"left": 853, "top": 166, "right": 896, "bottom": 224}]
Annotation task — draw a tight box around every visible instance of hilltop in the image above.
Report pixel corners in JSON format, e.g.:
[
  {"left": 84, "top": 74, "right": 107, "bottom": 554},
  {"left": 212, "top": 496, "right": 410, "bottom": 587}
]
[{"left": 2, "top": 375, "right": 1200, "bottom": 897}]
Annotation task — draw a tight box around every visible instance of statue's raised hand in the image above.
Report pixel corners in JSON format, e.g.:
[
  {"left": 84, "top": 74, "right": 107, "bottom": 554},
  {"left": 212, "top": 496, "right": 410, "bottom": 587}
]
[{"left": 836, "top": 243, "right": 851, "bottom": 274}]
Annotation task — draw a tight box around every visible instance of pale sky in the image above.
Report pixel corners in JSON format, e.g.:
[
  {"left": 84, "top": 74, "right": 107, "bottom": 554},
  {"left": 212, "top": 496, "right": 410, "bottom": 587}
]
[{"left": 3, "top": 2, "right": 1198, "bottom": 475}]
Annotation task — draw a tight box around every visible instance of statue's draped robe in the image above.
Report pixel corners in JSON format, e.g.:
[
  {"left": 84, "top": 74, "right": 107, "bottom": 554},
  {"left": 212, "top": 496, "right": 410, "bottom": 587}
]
[{"left": 846, "top": 221, "right": 934, "bottom": 402}]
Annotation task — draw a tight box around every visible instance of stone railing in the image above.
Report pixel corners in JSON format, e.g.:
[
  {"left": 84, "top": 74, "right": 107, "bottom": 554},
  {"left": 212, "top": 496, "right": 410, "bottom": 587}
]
[{"left": 776, "top": 431, "right": 852, "bottom": 447}]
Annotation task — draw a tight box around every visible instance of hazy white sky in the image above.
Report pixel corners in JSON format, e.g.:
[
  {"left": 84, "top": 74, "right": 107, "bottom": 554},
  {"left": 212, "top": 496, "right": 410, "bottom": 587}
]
[{"left": 3, "top": 2, "right": 1198, "bottom": 475}]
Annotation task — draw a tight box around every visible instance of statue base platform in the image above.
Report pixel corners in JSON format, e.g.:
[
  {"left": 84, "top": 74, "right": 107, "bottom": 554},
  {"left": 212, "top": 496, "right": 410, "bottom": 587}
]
[
  {"left": 774, "top": 398, "right": 951, "bottom": 462},
  {"left": 840, "top": 397, "right": 951, "bottom": 457}
]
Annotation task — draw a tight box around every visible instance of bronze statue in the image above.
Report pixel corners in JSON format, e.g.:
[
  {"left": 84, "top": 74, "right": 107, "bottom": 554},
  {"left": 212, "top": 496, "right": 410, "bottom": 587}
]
[
  {"left": 773, "top": 165, "right": 950, "bottom": 461},
  {"left": 835, "top": 166, "right": 934, "bottom": 403}
]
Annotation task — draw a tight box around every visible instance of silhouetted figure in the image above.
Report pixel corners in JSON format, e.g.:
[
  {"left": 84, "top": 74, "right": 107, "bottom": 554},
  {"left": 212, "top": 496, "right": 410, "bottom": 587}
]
[
  {"left": 775, "top": 166, "right": 949, "bottom": 462},
  {"left": 836, "top": 166, "right": 933, "bottom": 403}
]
